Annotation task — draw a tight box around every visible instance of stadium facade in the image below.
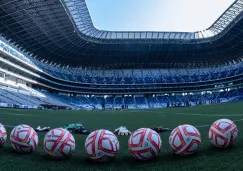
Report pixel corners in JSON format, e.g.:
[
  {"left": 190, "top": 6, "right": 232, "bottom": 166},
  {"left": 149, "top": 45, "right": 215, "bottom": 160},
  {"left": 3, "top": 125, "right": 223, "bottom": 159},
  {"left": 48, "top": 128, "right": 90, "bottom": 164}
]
[{"left": 0, "top": 0, "right": 243, "bottom": 109}]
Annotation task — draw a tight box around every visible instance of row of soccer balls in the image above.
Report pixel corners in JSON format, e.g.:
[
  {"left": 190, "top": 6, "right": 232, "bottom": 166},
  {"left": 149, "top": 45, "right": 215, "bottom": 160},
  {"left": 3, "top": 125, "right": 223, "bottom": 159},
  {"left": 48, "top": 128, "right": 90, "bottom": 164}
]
[{"left": 0, "top": 118, "right": 238, "bottom": 162}]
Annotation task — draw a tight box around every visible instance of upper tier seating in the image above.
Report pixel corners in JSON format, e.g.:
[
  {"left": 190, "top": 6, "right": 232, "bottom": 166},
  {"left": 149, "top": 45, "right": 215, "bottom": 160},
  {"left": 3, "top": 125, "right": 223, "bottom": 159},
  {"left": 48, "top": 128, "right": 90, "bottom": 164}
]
[{"left": 1, "top": 36, "right": 243, "bottom": 85}]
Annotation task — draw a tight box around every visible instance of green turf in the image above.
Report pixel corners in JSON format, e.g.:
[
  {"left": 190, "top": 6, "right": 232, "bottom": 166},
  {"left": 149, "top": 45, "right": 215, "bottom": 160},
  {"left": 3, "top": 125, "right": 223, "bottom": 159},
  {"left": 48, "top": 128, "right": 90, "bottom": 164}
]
[{"left": 0, "top": 102, "right": 243, "bottom": 171}]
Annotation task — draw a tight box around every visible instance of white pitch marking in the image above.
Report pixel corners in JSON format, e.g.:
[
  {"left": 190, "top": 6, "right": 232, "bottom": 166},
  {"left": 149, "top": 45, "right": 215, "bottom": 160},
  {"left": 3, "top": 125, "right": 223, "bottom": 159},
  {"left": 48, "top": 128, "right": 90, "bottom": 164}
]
[
  {"left": 127, "top": 109, "right": 243, "bottom": 117},
  {"left": 0, "top": 113, "right": 35, "bottom": 116},
  {"left": 163, "top": 112, "right": 243, "bottom": 117},
  {"left": 3, "top": 124, "right": 16, "bottom": 128},
  {"left": 1, "top": 111, "right": 243, "bottom": 130},
  {"left": 3, "top": 118, "right": 243, "bottom": 131},
  {"left": 195, "top": 118, "right": 243, "bottom": 128}
]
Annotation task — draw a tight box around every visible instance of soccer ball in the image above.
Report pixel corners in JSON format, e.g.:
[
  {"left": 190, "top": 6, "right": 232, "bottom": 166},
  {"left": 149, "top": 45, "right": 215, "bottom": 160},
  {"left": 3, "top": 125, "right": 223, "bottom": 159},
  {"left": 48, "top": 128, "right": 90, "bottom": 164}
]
[
  {"left": 85, "top": 129, "right": 119, "bottom": 162},
  {"left": 0, "top": 123, "right": 7, "bottom": 147},
  {"left": 169, "top": 124, "right": 201, "bottom": 156},
  {"left": 209, "top": 119, "right": 238, "bottom": 148},
  {"left": 10, "top": 124, "right": 38, "bottom": 153},
  {"left": 43, "top": 128, "right": 76, "bottom": 158},
  {"left": 128, "top": 128, "right": 161, "bottom": 161}
]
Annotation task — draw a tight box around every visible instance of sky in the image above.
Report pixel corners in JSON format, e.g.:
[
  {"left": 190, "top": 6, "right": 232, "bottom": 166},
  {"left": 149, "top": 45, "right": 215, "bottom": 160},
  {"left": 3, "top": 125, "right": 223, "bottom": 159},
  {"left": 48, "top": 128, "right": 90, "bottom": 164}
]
[{"left": 85, "top": 0, "right": 235, "bottom": 32}]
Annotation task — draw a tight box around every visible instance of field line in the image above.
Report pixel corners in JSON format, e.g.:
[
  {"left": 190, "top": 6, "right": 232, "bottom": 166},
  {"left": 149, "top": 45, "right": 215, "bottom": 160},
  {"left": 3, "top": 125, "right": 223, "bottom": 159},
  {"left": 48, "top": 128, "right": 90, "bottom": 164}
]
[
  {"left": 0, "top": 113, "right": 37, "bottom": 117},
  {"left": 127, "top": 109, "right": 243, "bottom": 117},
  {"left": 3, "top": 118, "right": 243, "bottom": 130},
  {"left": 1, "top": 110, "right": 243, "bottom": 130},
  {"left": 194, "top": 118, "right": 243, "bottom": 128},
  {"left": 170, "top": 113, "right": 243, "bottom": 117},
  {"left": 4, "top": 124, "right": 16, "bottom": 128}
]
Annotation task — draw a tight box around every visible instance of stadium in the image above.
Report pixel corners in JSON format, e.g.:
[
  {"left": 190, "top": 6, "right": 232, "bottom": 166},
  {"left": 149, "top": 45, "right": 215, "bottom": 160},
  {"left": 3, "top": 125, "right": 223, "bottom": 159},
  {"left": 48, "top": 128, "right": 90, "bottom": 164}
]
[{"left": 0, "top": 0, "right": 243, "bottom": 170}]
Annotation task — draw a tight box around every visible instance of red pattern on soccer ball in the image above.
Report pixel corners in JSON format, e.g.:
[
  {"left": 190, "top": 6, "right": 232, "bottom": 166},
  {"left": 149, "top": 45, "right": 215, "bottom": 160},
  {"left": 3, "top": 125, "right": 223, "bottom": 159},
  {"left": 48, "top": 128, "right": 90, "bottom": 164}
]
[
  {"left": 128, "top": 128, "right": 161, "bottom": 161},
  {"left": 169, "top": 125, "right": 201, "bottom": 156},
  {"left": 0, "top": 123, "right": 7, "bottom": 147},
  {"left": 209, "top": 119, "right": 238, "bottom": 148},
  {"left": 85, "top": 129, "right": 119, "bottom": 162},
  {"left": 44, "top": 128, "right": 75, "bottom": 158},
  {"left": 10, "top": 125, "right": 38, "bottom": 153}
]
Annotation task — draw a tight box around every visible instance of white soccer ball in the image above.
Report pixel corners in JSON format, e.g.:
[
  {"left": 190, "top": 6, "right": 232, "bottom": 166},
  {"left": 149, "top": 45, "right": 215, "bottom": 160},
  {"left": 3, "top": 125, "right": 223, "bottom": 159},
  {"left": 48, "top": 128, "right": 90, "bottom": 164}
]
[
  {"left": 169, "top": 124, "right": 201, "bottom": 156},
  {"left": 0, "top": 123, "right": 7, "bottom": 147},
  {"left": 43, "top": 128, "right": 76, "bottom": 158},
  {"left": 128, "top": 128, "right": 162, "bottom": 161},
  {"left": 85, "top": 129, "right": 119, "bottom": 162},
  {"left": 209, "top": 119, "right": 238, "bottom": 148},
  {"left": 10, "top": 124, "right": 38, "bottom": 153}
]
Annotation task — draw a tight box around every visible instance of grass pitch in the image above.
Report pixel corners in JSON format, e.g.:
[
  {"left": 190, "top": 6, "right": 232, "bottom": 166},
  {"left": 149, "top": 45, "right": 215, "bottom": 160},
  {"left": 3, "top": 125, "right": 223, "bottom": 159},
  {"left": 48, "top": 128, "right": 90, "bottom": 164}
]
[{"left": 0, "top": 102, "right": 243, "bottom": 171}]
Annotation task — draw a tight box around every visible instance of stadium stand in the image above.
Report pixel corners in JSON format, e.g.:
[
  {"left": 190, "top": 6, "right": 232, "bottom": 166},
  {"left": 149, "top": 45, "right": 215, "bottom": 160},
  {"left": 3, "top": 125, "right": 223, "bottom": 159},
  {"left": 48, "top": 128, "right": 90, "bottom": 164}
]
[
  {"left": 0, "top": 64, "right": 242, "bottom": 110},
  {"left": 1, "top": 35, "right": 243, "bottom": 110},
  {"left": 37, "top": 64, "right": 243, "bottom": 84},
  {"left": 0, "top": 85, "right": 241, "bottom": 110},
  {"left": 0, "top": 0, "right": 243, "bottom": 110},
  {"left": 1, "top": 36, "right": 243, "bottom": 86}
]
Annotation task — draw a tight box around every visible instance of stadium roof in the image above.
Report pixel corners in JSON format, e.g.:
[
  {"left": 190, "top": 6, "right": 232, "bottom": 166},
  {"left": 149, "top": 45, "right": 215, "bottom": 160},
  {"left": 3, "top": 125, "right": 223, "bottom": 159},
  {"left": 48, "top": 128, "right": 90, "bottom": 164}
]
[{"left": 0, "top": 0, "right": 243, "bottom": 68}]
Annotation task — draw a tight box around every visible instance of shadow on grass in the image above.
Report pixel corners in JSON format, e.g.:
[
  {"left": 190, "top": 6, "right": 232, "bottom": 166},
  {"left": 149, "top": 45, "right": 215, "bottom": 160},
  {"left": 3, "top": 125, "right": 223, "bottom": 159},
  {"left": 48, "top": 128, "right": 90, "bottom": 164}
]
[
  {"left": 0, "top": 146, "right": 29, "bottom": 156},
  {"left": 201, "top": 143, "right": 241, "bottom": 156},
  {"left": 0, "top": 145, "right": 47, "bottom": 161},
  {"left": 156, "top": 151, "right": 201, "bottom": 163},
  {"left": 0, "top": 144, "right": 178, "bottom": 165},
  {"left": 0, "top": 143, "right": 240, "bottom": 168}
]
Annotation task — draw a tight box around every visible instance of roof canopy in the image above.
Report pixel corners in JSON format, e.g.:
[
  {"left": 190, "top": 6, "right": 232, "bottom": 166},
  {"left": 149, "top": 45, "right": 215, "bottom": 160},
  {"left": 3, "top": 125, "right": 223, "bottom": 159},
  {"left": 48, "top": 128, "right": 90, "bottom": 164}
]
[{"left": 0, "top": 0, "right": 243, "bottom": 68}]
